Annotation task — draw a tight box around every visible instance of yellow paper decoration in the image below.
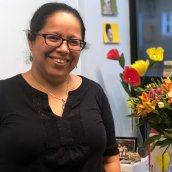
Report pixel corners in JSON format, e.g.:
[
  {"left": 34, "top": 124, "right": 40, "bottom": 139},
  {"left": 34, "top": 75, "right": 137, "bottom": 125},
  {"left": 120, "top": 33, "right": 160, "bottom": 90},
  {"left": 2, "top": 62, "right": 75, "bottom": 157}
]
[{"left": 156, "top": 152, "right": 171, "bottom": 171}]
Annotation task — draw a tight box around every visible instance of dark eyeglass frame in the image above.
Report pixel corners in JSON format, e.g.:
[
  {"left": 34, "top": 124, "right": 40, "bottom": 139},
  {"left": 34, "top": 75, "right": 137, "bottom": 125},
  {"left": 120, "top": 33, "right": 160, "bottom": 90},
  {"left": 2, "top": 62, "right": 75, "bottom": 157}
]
[{"left": 35, "top": 33, "right": 86, "bottom": 51}]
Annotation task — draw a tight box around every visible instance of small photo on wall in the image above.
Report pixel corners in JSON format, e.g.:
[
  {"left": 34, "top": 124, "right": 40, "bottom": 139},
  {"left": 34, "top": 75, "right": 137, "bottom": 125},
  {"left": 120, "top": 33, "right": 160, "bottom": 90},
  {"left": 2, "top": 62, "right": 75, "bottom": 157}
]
[
  {"left": 103, "top": 23, "right": 120, "bottom": 44},
  {"left": 100, "top": 0, "right": 118, "bottom": 16}
]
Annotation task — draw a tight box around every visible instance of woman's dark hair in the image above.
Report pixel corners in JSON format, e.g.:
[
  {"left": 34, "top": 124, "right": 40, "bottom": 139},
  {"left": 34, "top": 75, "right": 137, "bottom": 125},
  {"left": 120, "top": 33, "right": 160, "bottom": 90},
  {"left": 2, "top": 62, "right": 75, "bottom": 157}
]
[
  {"left": 28, "top": 2, "right": 85, "bottom": 41},
  {"left": 105, "top": 24, "right": 111, "bottom": 34}
]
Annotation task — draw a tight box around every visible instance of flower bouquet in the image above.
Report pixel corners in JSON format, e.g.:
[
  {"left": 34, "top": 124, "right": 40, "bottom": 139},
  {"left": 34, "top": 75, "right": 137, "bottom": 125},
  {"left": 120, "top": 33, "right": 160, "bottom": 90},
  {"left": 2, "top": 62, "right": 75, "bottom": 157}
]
[{"left": 106, "top": 47, "right": 172, "bottom": 151}]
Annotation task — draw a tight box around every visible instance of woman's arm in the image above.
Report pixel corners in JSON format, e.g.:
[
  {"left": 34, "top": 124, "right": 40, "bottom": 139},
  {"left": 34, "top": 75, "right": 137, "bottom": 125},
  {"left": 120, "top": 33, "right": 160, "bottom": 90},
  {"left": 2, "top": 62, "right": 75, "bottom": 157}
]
[{"left": 104, "top": 154, "right": 121, "bottom": 172}]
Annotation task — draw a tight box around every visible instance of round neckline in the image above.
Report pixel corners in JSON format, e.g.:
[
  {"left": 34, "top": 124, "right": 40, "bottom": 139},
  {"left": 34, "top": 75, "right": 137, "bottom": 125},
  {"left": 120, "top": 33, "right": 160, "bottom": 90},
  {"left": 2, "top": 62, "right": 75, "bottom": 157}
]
[{"left": 17, "top": 74, "right": 87, "bottom": 97}]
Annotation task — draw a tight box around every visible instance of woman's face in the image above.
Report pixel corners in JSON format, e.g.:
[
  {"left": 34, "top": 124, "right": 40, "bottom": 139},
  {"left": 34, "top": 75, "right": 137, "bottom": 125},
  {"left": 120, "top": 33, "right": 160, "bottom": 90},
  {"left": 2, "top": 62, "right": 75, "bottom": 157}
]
[
  {"left": 107, "top": 28, "right": 113, "bottom": 42},
  {"left": 29, "top": 12, "right": 82, "bottom": 78}
]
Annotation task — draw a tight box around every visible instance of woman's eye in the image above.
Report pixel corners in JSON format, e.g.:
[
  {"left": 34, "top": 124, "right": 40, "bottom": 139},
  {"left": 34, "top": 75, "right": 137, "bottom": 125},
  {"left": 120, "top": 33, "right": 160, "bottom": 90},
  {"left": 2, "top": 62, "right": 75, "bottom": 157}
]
[
  {"left": 68, "top": 39, "right": 80, "bottom": 46},
  {"left": 47, "top": 35, "right": 61, "bottom": 42}
]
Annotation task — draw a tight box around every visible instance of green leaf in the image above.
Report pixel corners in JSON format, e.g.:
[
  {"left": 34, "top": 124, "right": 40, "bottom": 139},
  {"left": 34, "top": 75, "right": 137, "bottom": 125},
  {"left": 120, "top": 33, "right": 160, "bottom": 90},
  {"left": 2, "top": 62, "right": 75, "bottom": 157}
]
[
  {"left": 148, "top": 123, "right": 164, "bottom": 133},
  {"left": 159, "top": 139, "right": 172, "bottom": 148},
  {"left": 163, "top": 131, "right": 172, "bottom": 139},
  {"left": 148, "top": 60, "right": 156, "bottom": 70},
  {"left": 151, "top": 109, "right": 161, "bottom": 116},
  {"left": 119, "top": 53, "right": 125, "bottom": 69},
  {"left": 134, "top": 87, "right": 145, "bottom": 93},
  {"left": 127, "top": 114, "right": 137, "bottom": 118},
  {"left": 150, "top": 142, "right": 157, "bottom": 152},
  {"left": 121, "top": 81, "right": 132, "bottom": 97},
  {"left": 165, "top": 128, "right": 172, "bottom": 133},
  {"left": 163, "top": 100, "right": 172, "bottom": 110},
  {"left": 143, "top": 134, "right": 161, "bottom": 146},
  {"left": 136, "top": 113, "right": 156, "bottom": 126}
]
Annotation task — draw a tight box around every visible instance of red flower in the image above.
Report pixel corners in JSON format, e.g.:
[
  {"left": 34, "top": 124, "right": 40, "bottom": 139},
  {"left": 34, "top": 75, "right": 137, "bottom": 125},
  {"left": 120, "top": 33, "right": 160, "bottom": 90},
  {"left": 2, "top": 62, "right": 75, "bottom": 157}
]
[
  {"left": 106, "top": 49, "right": 120, "bottom": 60},
  {"left": 122, "top": 67, "right": 140, "bottom": 87}
]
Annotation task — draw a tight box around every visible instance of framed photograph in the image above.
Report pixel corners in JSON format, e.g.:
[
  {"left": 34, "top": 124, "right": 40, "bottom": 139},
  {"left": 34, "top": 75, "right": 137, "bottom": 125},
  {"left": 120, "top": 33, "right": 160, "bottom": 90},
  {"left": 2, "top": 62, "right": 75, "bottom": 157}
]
[
  {"left": 116, "top": 137, "right": 137, "bottom": 159},
  {"left": 102, "top": 22, "right": 120, "bottom": 44},
  {"left": 100, "top": 0, "right": 118, "bottom": 16}
]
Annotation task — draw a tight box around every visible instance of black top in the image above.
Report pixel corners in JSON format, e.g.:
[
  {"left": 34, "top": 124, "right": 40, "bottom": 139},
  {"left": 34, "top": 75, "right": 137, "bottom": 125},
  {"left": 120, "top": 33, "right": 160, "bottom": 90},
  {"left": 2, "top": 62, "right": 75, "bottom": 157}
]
[{"left": 0, "top": 74, "right": 119, "bottom": 172}]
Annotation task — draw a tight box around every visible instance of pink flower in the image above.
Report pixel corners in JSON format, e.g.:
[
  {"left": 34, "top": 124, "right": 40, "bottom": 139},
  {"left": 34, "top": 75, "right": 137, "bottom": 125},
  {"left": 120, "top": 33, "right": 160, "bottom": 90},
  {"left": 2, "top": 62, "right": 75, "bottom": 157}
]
[
  {"left": 122, "top": 67, "right": 140, "bottom": 87},
  {"left": 148, "top": 88, "right": 156, "bottom": 99},
  {"left": 156, "top": 88, "right": 164, "bottom": 95},
  {"left": 106, "top": 49, "right": 120, "bottom": 60}
]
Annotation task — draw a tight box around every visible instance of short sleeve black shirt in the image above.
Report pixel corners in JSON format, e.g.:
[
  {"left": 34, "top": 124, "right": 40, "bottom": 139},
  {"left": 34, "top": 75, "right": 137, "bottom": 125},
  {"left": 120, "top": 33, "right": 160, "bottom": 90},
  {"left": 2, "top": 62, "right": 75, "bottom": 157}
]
[{"left": 0, "top": 74, "right": 119, "bottom": 172}]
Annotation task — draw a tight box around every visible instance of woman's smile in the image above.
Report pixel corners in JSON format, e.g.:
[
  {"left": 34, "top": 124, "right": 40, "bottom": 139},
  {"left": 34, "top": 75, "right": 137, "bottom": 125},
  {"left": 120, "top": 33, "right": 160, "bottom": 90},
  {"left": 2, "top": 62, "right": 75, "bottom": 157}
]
[{"left": 48, "top": 55, "right": 70, "bottom": 66}]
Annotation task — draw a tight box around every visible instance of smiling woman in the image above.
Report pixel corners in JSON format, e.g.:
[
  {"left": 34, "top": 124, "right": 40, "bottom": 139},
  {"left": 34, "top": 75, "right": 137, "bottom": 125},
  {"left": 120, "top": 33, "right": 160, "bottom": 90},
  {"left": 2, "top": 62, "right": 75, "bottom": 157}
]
[{"left": 0, "top": 2, "right": 120, "bottom": 172}]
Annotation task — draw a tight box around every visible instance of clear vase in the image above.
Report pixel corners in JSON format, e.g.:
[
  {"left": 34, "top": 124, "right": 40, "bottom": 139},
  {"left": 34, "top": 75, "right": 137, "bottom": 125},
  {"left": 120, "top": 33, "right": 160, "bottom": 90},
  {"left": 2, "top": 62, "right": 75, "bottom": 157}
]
[{"left": 132, "top": 117, "right": 148, "bottom": 157}]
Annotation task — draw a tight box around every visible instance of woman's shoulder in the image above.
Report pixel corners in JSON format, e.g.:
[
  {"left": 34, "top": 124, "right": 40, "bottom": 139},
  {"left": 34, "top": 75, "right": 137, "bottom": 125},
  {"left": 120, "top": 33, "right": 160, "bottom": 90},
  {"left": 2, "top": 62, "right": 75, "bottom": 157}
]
[
  {"left": 80, "top": 75, "right": 103, "bottom": 90},
  {"left": 70, "top": 74, "right": 102, "bottom": 91},
  {"left": 78, "top": 75, "right": 106, "bottom": 97},
  {"left": 0, "top": 74, "right": 21, "bottom": 90}
]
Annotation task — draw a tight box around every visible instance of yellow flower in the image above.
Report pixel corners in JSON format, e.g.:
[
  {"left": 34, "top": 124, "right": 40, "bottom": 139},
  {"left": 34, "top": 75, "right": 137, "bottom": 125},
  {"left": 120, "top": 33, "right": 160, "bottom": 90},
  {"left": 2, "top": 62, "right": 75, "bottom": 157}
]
[
  {"left": 146, "top": 47, "right": 164, "bottom": 61},
  {"left": 158, "top": 102, "right": 164, "bottom": 108},
  {"left": 128, "top": 100, "right": 132, "bottom": 107},
  {"left": 131, "top": 60, "right": 149, "bottom": 76},
  {"left": 128, "top": 100, "right": 135, "bottom": 109}
]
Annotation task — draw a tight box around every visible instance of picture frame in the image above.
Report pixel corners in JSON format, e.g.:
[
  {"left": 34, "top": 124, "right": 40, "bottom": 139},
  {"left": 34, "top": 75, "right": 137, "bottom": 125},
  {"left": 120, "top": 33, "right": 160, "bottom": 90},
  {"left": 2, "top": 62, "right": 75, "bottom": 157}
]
[
  {"left": 102, "top": 22, "right": 120, "bottom": 44},
  {"left": 116, "top": 137, "right": 137, "bottom": 159},
  {"left": 100, "top": 0, "right": 118, "bottom": 16}
]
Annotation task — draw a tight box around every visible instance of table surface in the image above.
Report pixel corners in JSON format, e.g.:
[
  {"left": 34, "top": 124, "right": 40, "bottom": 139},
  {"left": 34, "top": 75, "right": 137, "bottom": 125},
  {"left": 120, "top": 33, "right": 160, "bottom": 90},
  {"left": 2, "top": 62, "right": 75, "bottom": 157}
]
[{"left": 120, "top": 156, "right": 149, "bottom": 172}]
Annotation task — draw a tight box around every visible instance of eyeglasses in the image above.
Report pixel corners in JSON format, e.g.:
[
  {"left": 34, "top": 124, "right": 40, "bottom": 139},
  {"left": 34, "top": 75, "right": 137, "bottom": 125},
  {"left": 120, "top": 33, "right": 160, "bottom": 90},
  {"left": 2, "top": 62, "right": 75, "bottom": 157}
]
[{"left": 36, "top": 33, "right": 86, "bottom": 51}]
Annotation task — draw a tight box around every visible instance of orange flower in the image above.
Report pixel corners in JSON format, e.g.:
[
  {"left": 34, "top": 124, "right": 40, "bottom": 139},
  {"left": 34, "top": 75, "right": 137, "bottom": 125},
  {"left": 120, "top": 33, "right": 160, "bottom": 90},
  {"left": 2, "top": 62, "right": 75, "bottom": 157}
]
[
  {"left": 162, "top": 84, "right": 169, "bottom": 91},
  {"left": 143, "top": 101, "right": 156, "bottom": 111},
  {"left": 166, "top": 89, "right": 172, "bottom": 103},
  {"left": 139, "top": 92, "right": 150, "bottom": 102},
  {"left": 135, "top": 92, "right": 156, "bottom": 118},
  {"left": 136, "top": 104, "right": 147, "bottom": 117},
  {"left": 162, "top": 77, "right": 172, "bottom": 91},
  {"left": 136, "top": 103, "right": 154, "bottom": 117},
  {"left": 163, "top": 77, "right": 172, "bottom": 84},
  {"left": 154, "top": 96, "right": 161, "bottom": 103}
]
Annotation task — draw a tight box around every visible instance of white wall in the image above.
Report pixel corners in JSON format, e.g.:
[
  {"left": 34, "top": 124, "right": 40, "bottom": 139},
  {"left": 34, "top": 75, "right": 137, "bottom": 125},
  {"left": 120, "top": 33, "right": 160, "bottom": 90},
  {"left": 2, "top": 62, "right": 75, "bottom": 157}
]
[
  {"left": 79, "top": 0, "right": 132, "bottom": 136},
  {"left": 0, "top": 0, "right": 132, "bottom": 137},
  {"left": 0, "top": 0, "right": 79, "bottom": 79}
]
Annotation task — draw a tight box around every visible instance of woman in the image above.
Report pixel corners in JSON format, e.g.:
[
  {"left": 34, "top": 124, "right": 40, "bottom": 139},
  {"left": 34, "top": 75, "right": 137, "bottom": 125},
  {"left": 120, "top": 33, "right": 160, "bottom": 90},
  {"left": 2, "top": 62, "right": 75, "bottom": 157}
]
[{"left": 0, "top": 2, "right": 120, "bottom": 172}]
